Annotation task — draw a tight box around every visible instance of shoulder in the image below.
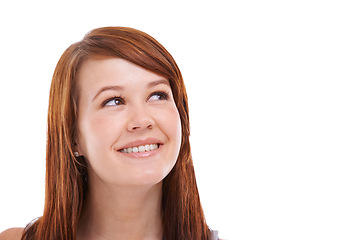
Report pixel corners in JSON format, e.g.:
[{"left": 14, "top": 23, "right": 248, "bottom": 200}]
[{"left": 0, "top": 228, "right": 24, "bottom": 240}]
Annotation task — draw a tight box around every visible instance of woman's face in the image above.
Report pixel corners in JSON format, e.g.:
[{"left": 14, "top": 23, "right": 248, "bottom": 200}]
[{"left": 75, "top": 57, "right": 181, "bottom": 187}]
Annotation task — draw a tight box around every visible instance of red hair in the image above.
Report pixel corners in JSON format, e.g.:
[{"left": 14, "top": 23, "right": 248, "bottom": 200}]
[{"left": 22, "top": 27, "right": 210, "bottom": 240}]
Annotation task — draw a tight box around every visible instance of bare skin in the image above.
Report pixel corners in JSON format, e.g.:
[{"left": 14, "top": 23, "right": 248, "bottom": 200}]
[
  {"left": 75, "top": 57, "right": 181, "bottom": 240},
  {"left": 0, "top": 228, "right": 23, "bottom": 240},
  {"left": 0, "top": 58, "right": 223, "bottom": 240},
  {"left": 77, "top": 182, "right": 163, "bottom": 240}
]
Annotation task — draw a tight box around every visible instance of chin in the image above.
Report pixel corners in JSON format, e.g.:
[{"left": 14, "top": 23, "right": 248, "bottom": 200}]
[
  {"left": 121, "top": 165, "right": 173, "bottom": 188},
  {"left": 131, "top": 171, "right": 167, "bottom": 187}
]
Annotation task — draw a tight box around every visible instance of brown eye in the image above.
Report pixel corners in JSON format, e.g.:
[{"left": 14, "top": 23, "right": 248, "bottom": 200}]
[
  {"left": 103, "top": 97, "right": 125, "bottom": 107},
  {"left": 148, "top": 92, "right": 169, "bottom": 101}
]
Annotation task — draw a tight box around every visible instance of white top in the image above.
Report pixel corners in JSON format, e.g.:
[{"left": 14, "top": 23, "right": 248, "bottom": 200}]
[{"left": 210, "top": 230, "right": 220, "bottom": 240}]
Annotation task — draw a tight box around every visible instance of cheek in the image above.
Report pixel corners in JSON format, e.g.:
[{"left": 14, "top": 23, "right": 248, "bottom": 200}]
[
  {"left": 156, "top": 105, "right": 182, "bottom": 150},
  {"left": 77, "top": 112, "right": 124, "bottom": 155},
  {"left": 173, "top": 111, "right": 182, "bottom": 146}
]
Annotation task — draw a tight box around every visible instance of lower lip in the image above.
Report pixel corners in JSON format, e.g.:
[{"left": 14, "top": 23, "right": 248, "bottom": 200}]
[{"left": 117, "top": 144, "right": 163, "bottom": 158}]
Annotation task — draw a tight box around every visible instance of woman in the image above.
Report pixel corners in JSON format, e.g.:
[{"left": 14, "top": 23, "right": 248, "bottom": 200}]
[{"left": 0, "top": 27, "right": 220, "bottom": 240}]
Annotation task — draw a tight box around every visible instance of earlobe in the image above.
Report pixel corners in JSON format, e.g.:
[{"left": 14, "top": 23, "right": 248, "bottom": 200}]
[{"left": 74, "top": 141, "right": 83, "bottom": 157}]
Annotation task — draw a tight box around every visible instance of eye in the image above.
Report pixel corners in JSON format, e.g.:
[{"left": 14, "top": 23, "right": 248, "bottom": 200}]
[
  {"left": 102, "top": 97, "right": 125, "bottom": 107},
  {"left": 148, "top": 91, "right": 169, "bottom": 101}
]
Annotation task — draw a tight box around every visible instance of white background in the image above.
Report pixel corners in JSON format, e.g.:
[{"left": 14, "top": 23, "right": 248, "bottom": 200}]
[{"left": 0, "top": 0, "right": 349, "bottom": 239}]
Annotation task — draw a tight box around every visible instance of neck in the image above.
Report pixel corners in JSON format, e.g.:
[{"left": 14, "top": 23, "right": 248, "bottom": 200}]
[{"left": 77, "top": 173, "right": 163, "bottom": 240}]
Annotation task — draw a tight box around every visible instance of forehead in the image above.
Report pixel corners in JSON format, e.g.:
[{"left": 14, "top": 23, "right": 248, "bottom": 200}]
[
  {"left": 78, "top": 57, "right": 165, "bottom": 84},
  {"left": 76, "top": 57, "right": 169, "bottom": 96}
]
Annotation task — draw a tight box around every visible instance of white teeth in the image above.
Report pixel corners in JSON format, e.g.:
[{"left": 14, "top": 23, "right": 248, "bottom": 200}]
[
  {"left": 145, "top": 145, "right": 150, "bottom": 151},
  {"left": 120, "top": 144, "right": 159, "bottom": 153},
  {"left": 139, "top": 145, "right": 145, "bottom": 152}
]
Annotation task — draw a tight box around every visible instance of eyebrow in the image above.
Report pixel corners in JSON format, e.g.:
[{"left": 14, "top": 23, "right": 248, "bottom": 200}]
[
  {"left": 92, "top": 85, "right": 124, "bottom": 101},
  {"left": 92, "top": 79, "right": 170, "bottom": 102},
  {"left": 147, "top": 79, "right": 170, "bottom": 88}
]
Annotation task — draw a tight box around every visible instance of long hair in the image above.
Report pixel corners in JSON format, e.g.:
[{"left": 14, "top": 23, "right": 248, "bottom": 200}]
[{"left": 22, "top": 27, "right": 210, "bottom": 240}]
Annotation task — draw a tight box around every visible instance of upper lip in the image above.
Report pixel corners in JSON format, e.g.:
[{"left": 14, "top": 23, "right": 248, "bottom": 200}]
[{"left": 117, "top": 138, "right": 163, "bottom": 150}]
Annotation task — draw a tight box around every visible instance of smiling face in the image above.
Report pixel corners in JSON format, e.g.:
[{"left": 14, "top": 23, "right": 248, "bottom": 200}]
[{"left": 75, "top": 57, "right": 182, "bottom": 187}]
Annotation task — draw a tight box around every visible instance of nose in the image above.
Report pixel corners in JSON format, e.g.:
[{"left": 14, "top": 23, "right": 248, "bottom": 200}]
[{"left": 126, "top": 107, "right": 155, "bottom": 132}]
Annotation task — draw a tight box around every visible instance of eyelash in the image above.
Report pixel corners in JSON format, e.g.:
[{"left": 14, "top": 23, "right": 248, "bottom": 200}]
[
  {"left": 101, "top": 91, "right": 170, "bottom": 107},
  {"left": 102, "top": 96, "right": 125, "bottom": 107},
  {"left": 150, "top": 91, "right": 169, "bottom": 101}
]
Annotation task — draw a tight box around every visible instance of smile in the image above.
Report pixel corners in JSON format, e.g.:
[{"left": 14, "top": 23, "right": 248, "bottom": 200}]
[{"left": 119, "top": 143, "right": 160, "bottom": 153}]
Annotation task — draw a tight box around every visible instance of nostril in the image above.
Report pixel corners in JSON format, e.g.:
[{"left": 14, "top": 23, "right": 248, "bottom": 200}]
[{"left": 127, "top": 116, "right": 155, "bottom": 132}]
